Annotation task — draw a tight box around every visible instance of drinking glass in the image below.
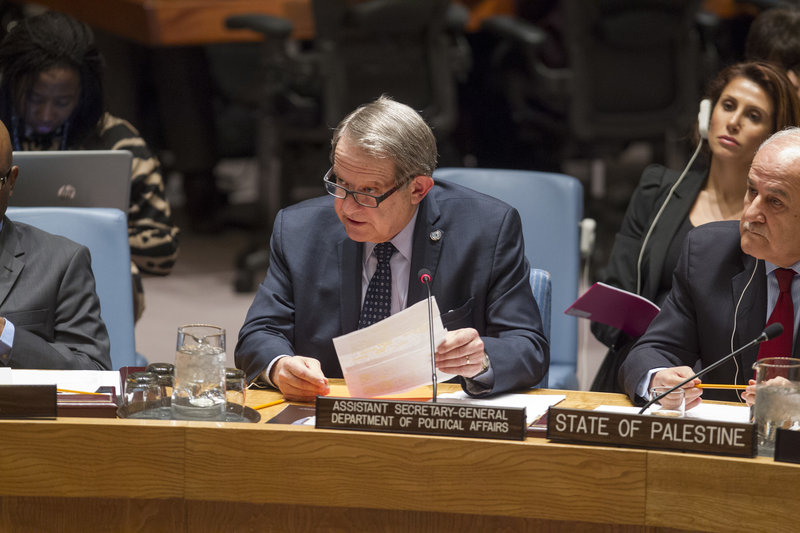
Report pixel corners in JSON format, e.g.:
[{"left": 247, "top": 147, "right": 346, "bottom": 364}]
[
  {"left": 225, "top": 368, "right": 247, "bottom": 419},
  {"left": 145, "top": 362, "right": 174, "bottom": 407},
  {"left": 752, "top": 357, "right": 800, "bottom": 457},
  {"left": 124, "top": 371, "right": 162, "bottom": 418},
  {"left": 171, "top": 324, "right": 227, "bottom": 420},
  {"left": 648, "top": 386, "right": 685, "bottom": 418}
]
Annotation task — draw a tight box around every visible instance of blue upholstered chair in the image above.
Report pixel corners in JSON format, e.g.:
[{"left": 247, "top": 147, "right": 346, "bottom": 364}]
[
  {"left": 529, "top": 268, "right": 551, "bottom": 388},
  {"left": 435, "top": 168, "right": 583, "bottom": 389},
  {"left": 530, "top": 268, "right": 551, "bottom": 341},
  {"left": 6, "top": 207, "right": 140, "bottom": 369}
]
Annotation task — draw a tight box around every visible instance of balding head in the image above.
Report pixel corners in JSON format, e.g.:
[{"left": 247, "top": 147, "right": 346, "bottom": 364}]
[{"left": 741, "top": 127, "right": 800, "bottom": 266}]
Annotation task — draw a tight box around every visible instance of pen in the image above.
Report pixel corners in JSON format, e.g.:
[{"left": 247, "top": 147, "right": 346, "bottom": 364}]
[
  {"left": 253, "top": 399, "right": 286, "bottom": 410},
  {"left": 695, "top": 384, "right": 748, "bottom": 390},
  {"left": 57, "top": 388, "right": 108, "bottom": 396}
]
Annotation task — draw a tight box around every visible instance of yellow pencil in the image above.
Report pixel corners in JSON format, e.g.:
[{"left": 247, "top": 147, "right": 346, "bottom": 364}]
[
  {"left": 252, "top": 399, "right": 286, "bottom": 410},
  {"left": 57, "top": 388, "right": 108, "bottom": 396},
  {"left": 56, "top": 389, "right": 109, "bottom": 396},
  {"left": 696, "top": 384, "right": 748, "bottom": 390}
]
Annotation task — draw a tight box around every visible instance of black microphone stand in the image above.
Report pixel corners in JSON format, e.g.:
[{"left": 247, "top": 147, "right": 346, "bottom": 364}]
[
  {"left": 637, "top": 324, "right": 782, "bottom": 414},
  {"left": 419, "top": 269, "right": 437, "bottom": 403}
]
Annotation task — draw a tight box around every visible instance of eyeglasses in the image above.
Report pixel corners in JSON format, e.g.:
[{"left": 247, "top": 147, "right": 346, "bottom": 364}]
[
  {"left": 0, "top": 167, "right": 11, "bottom": 189},
  {"left": 323, "top": 168, "right": 400, "bottom": 208}
]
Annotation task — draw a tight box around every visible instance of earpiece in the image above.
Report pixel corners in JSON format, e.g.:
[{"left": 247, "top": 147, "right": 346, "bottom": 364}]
[{"left": 698, "top": 99, "right": 711, "bottom": 140}]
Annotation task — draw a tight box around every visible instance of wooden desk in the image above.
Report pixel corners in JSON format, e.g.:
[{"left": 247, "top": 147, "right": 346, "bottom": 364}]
[
  {"left": 23, "top": 0, "right": 315, "bottom": 45},
  {"left": 0, "top": 385, "right": 797, "bottom": 532}
]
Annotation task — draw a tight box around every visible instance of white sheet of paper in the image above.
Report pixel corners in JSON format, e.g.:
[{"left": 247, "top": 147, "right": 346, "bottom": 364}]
[
  {"left": 438, "top": 391, "right": 566, "bottom": 424},
  {"left": 595, "top": 402, "right": 750, "bottom": 423},
  {"left": 2, "top": 369, "right": 121, "bottom": 395},
  {"left": 333, "top": 297, "right": 453, "bottom": 398}
]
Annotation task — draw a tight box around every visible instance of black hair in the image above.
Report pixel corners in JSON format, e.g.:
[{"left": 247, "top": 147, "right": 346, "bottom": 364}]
[
  {"left": 0, "top": 11, "right": 104, "bottom": 148},
  {"left": 745, "top": 7, "right": 800, "bottom": 76}
]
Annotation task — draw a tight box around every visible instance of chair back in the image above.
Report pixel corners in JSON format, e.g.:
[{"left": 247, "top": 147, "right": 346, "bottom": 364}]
[
  {"left": 312, "top": 0, "right": 462, "bottom": 136},
  {"left": 530, "top": 268, "right": 551, "bottom": 388},
  {"left": 435, "top": 168, "right": 581, "bottom": 389},
  {"left": 7, "top": 207, "right": 138, "bottom": 369},
  {"left": 563, "top": 0, "right": 701, "bottom": 144},
  {"left": 530, "top": 268, "right": 551, "bottom": 341}
]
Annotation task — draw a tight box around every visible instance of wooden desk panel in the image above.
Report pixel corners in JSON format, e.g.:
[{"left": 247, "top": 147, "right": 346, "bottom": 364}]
[
  {"left": 185, "top": 425, "right": 646, "bottom": 524},
  {"left": 0, "top": 388, "right": 796, "bottom": 532},
  {"left": 647, "top": 452, "right": 800, "bottom": 532},
  {"left": 0, "top": 418, "right": 185, "bottom": 499}
]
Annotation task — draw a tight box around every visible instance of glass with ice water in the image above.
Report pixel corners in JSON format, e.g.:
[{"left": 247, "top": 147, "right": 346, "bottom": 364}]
[
  {"left": 171, "top": 324, "right": 227, "bottom": 420},
  {"left": 752, "top": 357, "right": 800, "bottom": 457}
]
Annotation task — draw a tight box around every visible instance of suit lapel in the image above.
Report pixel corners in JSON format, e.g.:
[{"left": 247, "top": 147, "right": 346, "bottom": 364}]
[
  {"left": 733, "top": 254, "right": 766, "bottom": 374},
  {"left": 339, "top": 237, "right": 363, "bottom": 333},
  {"left": 0, "top": 219, "right": 24, "bottom": 307},
  {"left": 644, "top": 169, "right": 705, "bottom": 299},
  {"left": 407, "top": 192, "right": 443, "bottom": 307}
]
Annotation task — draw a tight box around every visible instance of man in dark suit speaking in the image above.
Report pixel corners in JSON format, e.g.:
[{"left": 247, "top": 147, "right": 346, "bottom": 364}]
[
  {"left": 0, "top": 120, "right": 110, "bottom": 369},
  {"left": 235, "top": 97, "right": 549, "bottom": 401},
  {"left": 621, "top": 127, "right": 800, "bottom": 406}
]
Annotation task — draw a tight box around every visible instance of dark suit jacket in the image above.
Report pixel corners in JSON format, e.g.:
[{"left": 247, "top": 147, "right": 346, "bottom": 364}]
[
  {"left": 235, "top": 181, "right": 549, "bottom": 396},
  {"left": 0, "top": 217, "right": 111, "bottom": 369},
  {"left": 619, "top": 220, "right": 782, "bottom": 403},
  {"left": 590, "top": 163, "right": 707, "bottom": 391}
]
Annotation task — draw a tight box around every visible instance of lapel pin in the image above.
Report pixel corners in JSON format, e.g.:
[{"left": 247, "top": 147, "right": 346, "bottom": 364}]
[{"left": 429, "top": 229, "right": 443, "bottom": 242}]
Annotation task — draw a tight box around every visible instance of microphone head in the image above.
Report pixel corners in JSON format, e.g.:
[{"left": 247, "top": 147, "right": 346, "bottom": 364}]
[
  {"left": 763, "top": 323, "right": 784, "bottom": 341},
  {"left": 418, "top": 268, "right": 432, "bottom": 284}
]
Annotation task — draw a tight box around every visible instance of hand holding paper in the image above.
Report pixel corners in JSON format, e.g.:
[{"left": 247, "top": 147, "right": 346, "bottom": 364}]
[
  {"left": 435, "top": 328, "right": 486, "bottom": 378},
  {"left": 333, "top": 298, "right": 454, "bottom": 398}
]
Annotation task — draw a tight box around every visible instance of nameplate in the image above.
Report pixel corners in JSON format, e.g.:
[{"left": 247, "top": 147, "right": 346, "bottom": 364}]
[
  {"left": 775, "top": 428, "right": 800, "bottom": 464},
  {"left": 546, "top": 407, "right": 755, "bottom": 457},
  {"left": 315, "top": 396, "right": 526, "bottom": 441},
  {"left": 0, "top": 384, "right": 57, "bottom": 418}
]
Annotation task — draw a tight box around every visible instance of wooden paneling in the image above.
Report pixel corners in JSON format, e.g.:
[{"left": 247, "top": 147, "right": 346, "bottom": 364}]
[
  {"left": 647, "top": 451, "right": 800, "bottom": 532},
  {"left": 0, "top": 419, "right": 184, "bottom": 499},
  {"left": 0, "top": 497, "right": 183, "bottom": 533},
  {"left": 185, "top": 424, "right": 647, "bottom": 524},
  {"left": 0, "top": 387, "right": 796, "bottom": 532}
]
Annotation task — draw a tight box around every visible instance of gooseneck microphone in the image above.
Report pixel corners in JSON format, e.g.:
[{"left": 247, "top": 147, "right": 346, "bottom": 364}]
[
  {"left": 418, "top": 268, "right": 437, "bottom": 403},
  {"left": 637, "top": 323, "right": 783, "bottom": 414}
]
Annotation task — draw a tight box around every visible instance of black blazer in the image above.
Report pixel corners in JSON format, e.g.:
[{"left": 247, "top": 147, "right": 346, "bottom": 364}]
[
  {"left": 235, "top": 181, "right": 549, "bottom": 396},
  {"left": 590, "top": 164, "right": 707, "bottom": 391}
]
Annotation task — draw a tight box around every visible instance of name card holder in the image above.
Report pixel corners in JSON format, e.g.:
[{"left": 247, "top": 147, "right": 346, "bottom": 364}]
[
  {"left": 0, "top": 384, "right": 57, "bottom": 418},
  {"left": 316, "top": 396, "right": 527, "bottom": 441},
  {"left": 546, "top": 407, "right": 755, "bottom": 457}
]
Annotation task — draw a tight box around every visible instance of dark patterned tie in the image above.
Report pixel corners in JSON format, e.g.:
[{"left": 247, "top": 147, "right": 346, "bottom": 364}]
[
  {"left": 358, "top": 242, "right": 396, "bottom": 329},
  {"left": 758, "top": 268, "right": 796, "bottom": 359}
]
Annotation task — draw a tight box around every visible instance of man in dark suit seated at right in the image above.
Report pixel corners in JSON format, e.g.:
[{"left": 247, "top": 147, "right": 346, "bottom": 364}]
[
  {"left": 0, "top": 119, "right": 110, "bottom": 369},
  {"left": 621, "top": 127, "right": 800, "bottom": 408},
  {"left": 236, "top": 96, "right": 549, "bottom": 401}
]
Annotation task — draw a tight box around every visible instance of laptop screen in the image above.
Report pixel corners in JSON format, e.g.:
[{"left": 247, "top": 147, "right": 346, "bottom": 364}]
[{"left": 10, "top": 150, "right": 132, "bottom": 211}]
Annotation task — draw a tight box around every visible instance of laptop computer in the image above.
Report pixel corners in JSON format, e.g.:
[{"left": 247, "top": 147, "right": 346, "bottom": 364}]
[{"left": 10, "top": 150, "right": 132, "bottom": 211}]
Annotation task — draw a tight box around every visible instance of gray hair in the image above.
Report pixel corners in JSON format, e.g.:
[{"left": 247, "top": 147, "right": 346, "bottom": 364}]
[{"left": 330, "top": 95, "right": 438, "bottom": 187}]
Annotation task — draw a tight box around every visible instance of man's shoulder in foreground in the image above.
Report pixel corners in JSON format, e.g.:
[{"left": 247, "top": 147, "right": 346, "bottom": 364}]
[
  {"left": 682, "top": 219, "right": 744, "bottom": 260},
  {"left": 8, "top": 218, "right": 88, "bottom": 255}
]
